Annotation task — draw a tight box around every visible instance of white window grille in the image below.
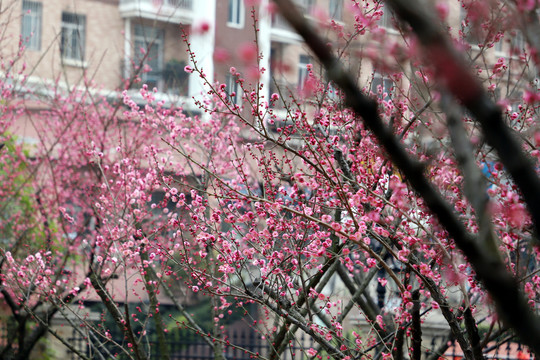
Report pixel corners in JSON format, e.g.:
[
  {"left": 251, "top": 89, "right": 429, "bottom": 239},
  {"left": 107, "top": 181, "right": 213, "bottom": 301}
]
[
  {"left": 228, "top": 0, "right": 244, "bottom": 28},
  {"left": 133, "top": 25, "right": 164, "bottom": 89},
  {"left": 21, "top": 1, "right": 42, "bottom": 51},
  {"left": 61, "top": 12, "right": 86, "bottom": 62}
]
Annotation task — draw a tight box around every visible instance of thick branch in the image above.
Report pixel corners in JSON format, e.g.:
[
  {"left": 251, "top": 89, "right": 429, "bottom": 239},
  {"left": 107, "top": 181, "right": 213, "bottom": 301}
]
[
  {"left": 464, "top": 307, "right": 484, "bottom": 360},
  {"left": 89, "top": 270, "right": 146, "bottom": 360},
  {"left": 336, "top": 264, "right": 388, "bottom": 338},
  {"left": 410, "top": 290, "right": 422, "bottom": 360},
  {"left": 140, "top": 249, "right": 169, "bottom": 360},
  {"left": 386, "top": 0, "right": 540, "bottom": 242},
  {"left": 442, "top": 94, "right": 498, "bottom": 262},
  {"left": 249, "top": 281, "right": 347, "bottom": 360}
]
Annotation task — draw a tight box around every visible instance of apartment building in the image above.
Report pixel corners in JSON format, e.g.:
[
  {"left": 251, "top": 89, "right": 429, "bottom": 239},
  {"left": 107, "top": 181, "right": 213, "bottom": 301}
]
[
  {"left": 7, "top": 0, "right": 344, "bottom": 110},
  {"left": 6, "top": 0, "right": 531, "bottom": 110},
  {"left": 12, "top": 0, "right": 193, "bottom": 99}
]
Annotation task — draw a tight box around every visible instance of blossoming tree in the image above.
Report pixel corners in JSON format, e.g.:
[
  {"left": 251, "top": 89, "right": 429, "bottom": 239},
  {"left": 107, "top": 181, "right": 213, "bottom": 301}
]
[{"left": 1, "top": 0, "right": 540, "bottom": 359}]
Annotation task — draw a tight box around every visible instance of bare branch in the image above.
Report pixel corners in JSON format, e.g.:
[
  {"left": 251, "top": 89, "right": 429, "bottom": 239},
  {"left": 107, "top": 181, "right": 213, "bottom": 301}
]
[{"left": 272, "top": 1, "right": 540, "bottom": 356}]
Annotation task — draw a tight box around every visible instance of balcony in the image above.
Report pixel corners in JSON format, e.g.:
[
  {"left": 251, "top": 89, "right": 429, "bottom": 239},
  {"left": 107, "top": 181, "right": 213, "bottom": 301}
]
[
  {"left": 119, "top": 0, "right": 193, "bottom": 24},
  {"left": 126, "top": 58, "right": 189, "bottom": 96}
]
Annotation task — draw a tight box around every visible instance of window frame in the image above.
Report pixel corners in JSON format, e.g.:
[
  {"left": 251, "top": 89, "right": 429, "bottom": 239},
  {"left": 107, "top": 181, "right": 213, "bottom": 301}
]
[
  {"left": 511, "top": 30, "right": 525, "bottom": 54},
  {"left": 329, "top": 0, "right": 343, "bottom": 22},
  {"left": 460, "top": 6, "right": 482, "bottom": 46},
  {"left": 21, "top": 1, "right": 42, "bottom": 51},
  {"left": 297, "top": 54, "right": 311, "bottom": 89},
  {"left": 379, "top": 2, "right": 395, "bottom": 31},
  {"left": 227, "top": 0, "right": 245, "bottom": 28},
  {"left": 60, "top": 12, "right": 86, "bottom": 64},
  {"left": 133, "top": 24, "right": 165, "bottom": 90},
  {"left": 371, "top": 74, "right": 394, "bottom": 103},
  {"left": 226, "top": 73, "right": 242, "bottom": 106},
  {"left": 494, "top": 34, "right": 504, "bottom": 54}
]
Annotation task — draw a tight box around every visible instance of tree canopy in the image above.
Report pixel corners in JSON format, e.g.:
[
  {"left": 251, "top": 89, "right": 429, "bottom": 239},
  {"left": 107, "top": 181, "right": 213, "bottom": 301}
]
[{"left": 1, "top": 0, "right": 540, "bottom": 359}]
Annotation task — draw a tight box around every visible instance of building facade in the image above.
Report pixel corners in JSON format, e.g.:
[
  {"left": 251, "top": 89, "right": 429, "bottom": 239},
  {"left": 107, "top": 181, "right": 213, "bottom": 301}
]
[{"left": 8, "top": 1, "right": 356, "bottom": 108}]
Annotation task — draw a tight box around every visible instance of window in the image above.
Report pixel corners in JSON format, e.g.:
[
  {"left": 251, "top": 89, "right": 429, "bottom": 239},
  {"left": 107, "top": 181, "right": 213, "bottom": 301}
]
[
  {"left": 163, "top": 60, "right": 189, "bottom": 96},
  {"left": 61, "top": 12, "right": 86, "bottom": 62},
  {"left": 298, "top": 54, "right": 311, "bottom": 89},
  {"left": 21, "top": 1, "right": 42, "bottom": 51},
  {"left": 460, "top": 6, "right": 480, "bottom": 45},
  {"left": 228, "top": 0, "right": 244, "bottom": 28},
  {"left": 134, "top": 25, "right": 164, "bottom": 89},
  {"left": 508, "top": 91, "right": 523, "bottom": 122},
  {"left": 371, "top": 74, "right": 393, "bottom": 102},
  {"left": 329, "top": 0, "right": 343, "bottom": 21},
  {"left": 511, "top": 30, "right": 525, "bottom": 54},
  {"left": 226, "top": 74, "right": 241, "bottom": 105},
  {"left": 379, "top": 3, "right": 395, "bottom": 30},
  {"left": 299, "top": 0, "right": 314, "bottom": 13},
  {"left": 326, "top": 83, "right": 340, "bottom": 101},
  {"left": 149, "top": 191, "right": 178, "bottom": 217},
  {"left": 494, "top": 34, "right": 504, "bottom": 53}
]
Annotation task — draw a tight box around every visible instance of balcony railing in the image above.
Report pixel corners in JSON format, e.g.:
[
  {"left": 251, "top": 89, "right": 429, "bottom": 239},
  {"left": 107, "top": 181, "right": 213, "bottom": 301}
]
[
  {"left": 119, "top": 0, "right": 193, "bottom": 24},
  {"left": 125, "top": 59, "right": 189, "bottom": 97}
]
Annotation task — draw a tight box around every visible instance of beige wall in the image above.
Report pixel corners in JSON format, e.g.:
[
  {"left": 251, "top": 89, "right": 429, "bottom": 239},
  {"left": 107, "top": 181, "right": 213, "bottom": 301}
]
[
  {"left": 1, "top": 0, "right": 526, "bottom": 102},
  {"left": 4, "top": 0, "right": 192, "bottom": 92},
  {"left": 14, "top": 0, "right": 124, "bottom": 90},
  {"left": 214, "top": 0, "right": 260, "bottom": 84}
]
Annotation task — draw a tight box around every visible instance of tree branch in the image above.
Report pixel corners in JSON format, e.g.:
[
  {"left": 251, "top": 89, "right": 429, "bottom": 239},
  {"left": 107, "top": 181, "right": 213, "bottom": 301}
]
[
  {"left": 410, "top": 290, "right": 422, "bottom": 360},
  {"left": 272, "top": 0, "right": 540, "bottom": 356},
  {"left": 89, "top": 269, "right": 146, "bottom": 360}
]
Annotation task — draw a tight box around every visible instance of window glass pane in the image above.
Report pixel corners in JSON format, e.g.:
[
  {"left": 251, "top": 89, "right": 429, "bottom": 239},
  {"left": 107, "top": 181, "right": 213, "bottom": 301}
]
[
  {"left": 228, "top": 0, "right": 243, "bottom": 25},
  {"left": 460, "top": 6, "right": 480, "bottom": 44},
  {"left": 495, "top": 34, "right": 504, "bottom": 52},
  {"left": 297, "top": 0, "right": 314, "bottom": 13},
  {"left": 236, "top": 1, "right": 242, "bottom": 22},
  {"left": 21, "top": 1, "right": 42, "bottom": 51},
  {"left": 511, "top": 31, "right": 524, "bottom": 52},
  {"left": 379, "top": 3, "right": 394, "bottom": 30},
  {"left": 226, "top": 74, "right": 241, "bottom": 104},
  {"left": 371, "top": 75, "right": 393, "bottom": 102},
  {"left": 329, "top": 0, "right": 343, "bottom": 21},
  {"left": 61, "top": 12, "right": 86, "bottom": 61},
  {"left": 228, "top": 0, "right": 235, "bottom": 23},
  {"left": 298, "top": 54, "right": 311, "bottom": 88},
  {"left": 133, "top": 25, "right": 164, "bottom": 88}
]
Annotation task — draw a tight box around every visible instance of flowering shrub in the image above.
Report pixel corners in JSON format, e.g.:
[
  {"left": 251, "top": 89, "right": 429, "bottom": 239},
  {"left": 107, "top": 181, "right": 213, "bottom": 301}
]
[{"left": 1, "top": 0, "right": 540, "bottom": 359}]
